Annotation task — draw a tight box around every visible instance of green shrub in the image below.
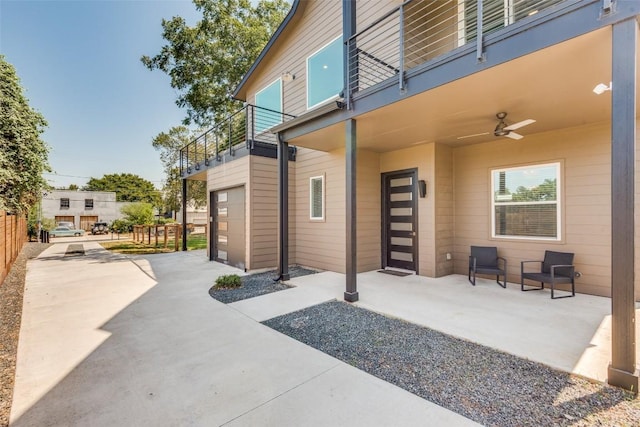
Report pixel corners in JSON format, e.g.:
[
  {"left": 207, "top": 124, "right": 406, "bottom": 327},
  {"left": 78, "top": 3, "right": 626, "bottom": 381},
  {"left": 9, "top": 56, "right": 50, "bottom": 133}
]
[{"left": 214, "top": 274, "right": 241, "bottom": 289}]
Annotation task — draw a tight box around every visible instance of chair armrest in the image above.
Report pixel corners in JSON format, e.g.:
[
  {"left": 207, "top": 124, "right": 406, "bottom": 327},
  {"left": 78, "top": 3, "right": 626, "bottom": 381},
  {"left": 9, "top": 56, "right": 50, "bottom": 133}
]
[
  {"left": 469, "top": 256, "right": 476, "bottom": 269},
  {"left": 550, "top": 264, "right": 575, "bottom": 278},
  {"left": 497, "top": 256, "right": 507, "bottom": 270},
  {"left": 521, "top": 260, "right": 542, "bottom": 274}
]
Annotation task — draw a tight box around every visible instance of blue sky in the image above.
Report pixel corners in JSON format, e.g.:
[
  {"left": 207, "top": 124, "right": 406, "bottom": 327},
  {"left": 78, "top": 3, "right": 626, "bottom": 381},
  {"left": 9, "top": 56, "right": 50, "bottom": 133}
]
[{"left": 0, "top": 0, "right": 200, "bottom": 189}]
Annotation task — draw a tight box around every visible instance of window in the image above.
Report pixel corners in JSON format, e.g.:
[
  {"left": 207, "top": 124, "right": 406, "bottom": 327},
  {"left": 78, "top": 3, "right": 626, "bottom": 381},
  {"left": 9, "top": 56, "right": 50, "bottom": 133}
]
[
  {"left": 491, "top": 162, "right": 561, "bottom": 240},
  {"left": 307, "top": 36, "right": 343, "bottom": 109},
  {"left": 309, "top": 175, "right": 325, "bottom": 220},
  {"left": 85, "top": 199, "right": 93, "bottom": 209},
  {"left": 463, "top": 0, "right": 557, "bottom": 43},
  {"left": 60, "top": 198, "right": 70, "bottom": 209},
  {"left": 255, "top": 78, "right": 282, "bottom": 133}
]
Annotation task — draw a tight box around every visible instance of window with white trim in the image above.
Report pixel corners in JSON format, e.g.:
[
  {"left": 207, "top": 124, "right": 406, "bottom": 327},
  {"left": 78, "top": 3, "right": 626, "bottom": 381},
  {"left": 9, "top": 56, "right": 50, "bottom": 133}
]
[
  {"left": 309, "top": 175, "right": 325, "bottom": 220},
  {"left": 491, "top": 162, "right": 561, "bottom": 240},
  {"left": 255, "top": 78, "right": 282, "bottom": 133},
  {"left": 307, "top": 36, "right": 343, "bottom": 109}
]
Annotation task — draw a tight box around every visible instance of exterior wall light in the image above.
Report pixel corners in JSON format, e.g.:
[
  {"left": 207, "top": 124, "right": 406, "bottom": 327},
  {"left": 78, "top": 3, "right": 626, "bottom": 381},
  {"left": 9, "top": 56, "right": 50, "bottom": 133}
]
[
  {"left": 282, "top": 71, "right": 295, "bottom": 82},
  {"left": 593, "top": 82, "right": 612, "bottom": 95}
]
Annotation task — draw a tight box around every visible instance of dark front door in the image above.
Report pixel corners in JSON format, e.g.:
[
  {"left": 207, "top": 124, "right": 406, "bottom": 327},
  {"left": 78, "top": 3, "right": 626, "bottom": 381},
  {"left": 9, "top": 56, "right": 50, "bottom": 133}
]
[
  {"left": 382, "top": 169, "right": 418, "bottom": 271},
  {"left": 212, "top": 186, "right": 245, "bottom": 270}
]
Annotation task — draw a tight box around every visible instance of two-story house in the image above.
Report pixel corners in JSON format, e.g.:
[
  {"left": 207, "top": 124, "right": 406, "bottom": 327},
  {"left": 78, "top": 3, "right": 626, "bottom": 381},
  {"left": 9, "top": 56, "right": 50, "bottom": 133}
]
[{"left": 181, "top": 0, "right": 639, "bottom": 390}]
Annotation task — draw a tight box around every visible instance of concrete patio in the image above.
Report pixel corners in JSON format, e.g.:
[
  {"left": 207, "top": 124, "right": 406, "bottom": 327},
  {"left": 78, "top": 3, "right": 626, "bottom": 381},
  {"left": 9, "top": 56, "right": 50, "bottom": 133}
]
[
  {"left": 232, "top": 268, "right": 640, "bottom": 384},
  {"left": 11, "top": 244, "right": 479, "bottom": 426}
]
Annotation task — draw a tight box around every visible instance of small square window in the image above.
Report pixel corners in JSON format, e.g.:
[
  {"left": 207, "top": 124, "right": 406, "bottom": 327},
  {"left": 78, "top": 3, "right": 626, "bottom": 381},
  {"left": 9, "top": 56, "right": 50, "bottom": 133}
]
[
  {"left": 309, "top": 175, "right": 325, "bottom": 220},
  {"left": 60, "top": 198, "right": 70, "bottom": 209},
  {"left": 85, "top": 199, "right": 94, "bottom": 209}
]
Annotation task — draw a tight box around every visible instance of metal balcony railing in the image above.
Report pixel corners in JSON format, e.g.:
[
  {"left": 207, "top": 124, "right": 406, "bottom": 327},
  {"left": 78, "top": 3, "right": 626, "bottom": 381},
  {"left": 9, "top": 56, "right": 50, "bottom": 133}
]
[
  {"left": 180, "top": 104, "right": 295, "bottom": 176},
  {"left": 346, "top": 0, "right": 562, "bottom": 103}
]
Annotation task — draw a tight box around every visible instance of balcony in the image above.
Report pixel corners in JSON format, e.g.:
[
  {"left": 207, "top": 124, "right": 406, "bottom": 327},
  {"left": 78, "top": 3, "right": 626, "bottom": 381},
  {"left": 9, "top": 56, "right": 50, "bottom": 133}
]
[
  {"left": 180, "top": 104, "right": 295, "bottom": 177},
  {"left": 347, "top": 0, "right": 564, "bottom": 103}
]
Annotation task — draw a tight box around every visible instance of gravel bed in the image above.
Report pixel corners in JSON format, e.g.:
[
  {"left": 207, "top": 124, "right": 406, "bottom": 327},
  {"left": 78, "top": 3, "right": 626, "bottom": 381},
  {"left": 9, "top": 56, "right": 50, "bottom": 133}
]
[
  {"left": 264, "top": 300, "right": 640, "bottom": 427},
  {"left": 0, "top": 242, "right": 51, "bottom": 427},
  {"left": 209, "top": 266, "right": 316, "bottom": 303}
]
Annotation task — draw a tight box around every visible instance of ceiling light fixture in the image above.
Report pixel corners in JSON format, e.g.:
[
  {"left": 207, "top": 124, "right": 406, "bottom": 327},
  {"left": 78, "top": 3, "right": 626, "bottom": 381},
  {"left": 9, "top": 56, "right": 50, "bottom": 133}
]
[{"left": 593, "top": 82, "right": 612, "bottom": 95}]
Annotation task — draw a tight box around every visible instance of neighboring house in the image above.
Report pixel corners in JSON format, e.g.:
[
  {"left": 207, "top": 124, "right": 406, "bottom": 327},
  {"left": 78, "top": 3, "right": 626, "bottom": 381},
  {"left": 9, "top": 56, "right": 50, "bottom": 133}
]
[
  {"left": 181, "top": 0, "right": 639, "bottom": 389},
  {"left": 42, "top": 190, "right": 123, "bottom": 230}
]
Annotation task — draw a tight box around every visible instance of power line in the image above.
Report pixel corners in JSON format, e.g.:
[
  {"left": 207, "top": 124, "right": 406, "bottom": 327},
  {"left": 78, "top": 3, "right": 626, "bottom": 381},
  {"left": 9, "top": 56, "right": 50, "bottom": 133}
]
[{"left": 43, "top": 172, "right": 165, "bottom": 184}]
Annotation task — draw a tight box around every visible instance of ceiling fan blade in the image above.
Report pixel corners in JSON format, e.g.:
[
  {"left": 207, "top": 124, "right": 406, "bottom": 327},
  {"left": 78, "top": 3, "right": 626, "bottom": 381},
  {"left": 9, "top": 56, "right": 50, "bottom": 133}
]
[
  {"left": 456, "top": 132, "right": 490, "bottom": 140},
  {"left": 504, "top": 119, "right": 536, "bottom": 131},
  {"left": 505, "top": 132, "right": 523, "bottom": 140}
]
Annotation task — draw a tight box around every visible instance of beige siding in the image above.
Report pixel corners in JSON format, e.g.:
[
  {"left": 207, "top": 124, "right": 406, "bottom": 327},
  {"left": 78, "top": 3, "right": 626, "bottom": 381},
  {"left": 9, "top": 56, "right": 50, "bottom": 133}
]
[
  {"left": 249, "top": 156, "right": 279, "bottom": 270},
  {"left": 356, "top": 0, "right": 401, "bottom": 30},
  {"left": 357, "top": 149, "right": 382, "bottom": 271},
  {"left": 244, "top": 0, "right": 342, "bottom": 117},
  {"left": 434, "top": 143, "right": 454, "bottom": 276},
  {"left": 294, "top": 147, "right": 346, "bottom": 272},
  {"left": 380, "top": 144, "right": 435, "bottom": 276},
  {"left": 453, "top": 122, "right": 612, "bottom": 296}
]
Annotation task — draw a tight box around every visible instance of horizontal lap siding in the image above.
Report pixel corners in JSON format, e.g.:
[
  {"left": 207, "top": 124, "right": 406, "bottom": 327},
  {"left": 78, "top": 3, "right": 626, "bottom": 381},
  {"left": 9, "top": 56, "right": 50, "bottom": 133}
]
[
  {"left": 435, "top": 144, "right": 454, "bottom": 276},
  {"left": 453, "top": 122, "right": 613, "bottom": 297},
  {"left": 357, "top": 149, "right": 381, "bottom": 272},
  {"left": 244, "top": 0, "right": 342, "bottom": 117},
  {"left": 294, "top": 147, "right": 346, "bottom": 272},
  {"left": 249, "top": 156, "right": 280, "bottom": 270}
]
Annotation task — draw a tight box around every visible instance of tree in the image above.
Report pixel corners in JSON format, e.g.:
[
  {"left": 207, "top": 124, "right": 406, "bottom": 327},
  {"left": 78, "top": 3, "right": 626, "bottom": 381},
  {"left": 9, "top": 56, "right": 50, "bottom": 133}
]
[
  {"left": 120, "top": 202, "right": 155, "bottom": 225},
  {"left": 0, "top": 56, "right": 50, "bottom": 213},
  {"left": 84, "top": 173, "right": 161, "bottom": 205},
  {"left": 152, "top": 126, "right": 206, "bottom": 214},
  {"left": 141, "top": 0, "right": 290, "bottom": 127}
]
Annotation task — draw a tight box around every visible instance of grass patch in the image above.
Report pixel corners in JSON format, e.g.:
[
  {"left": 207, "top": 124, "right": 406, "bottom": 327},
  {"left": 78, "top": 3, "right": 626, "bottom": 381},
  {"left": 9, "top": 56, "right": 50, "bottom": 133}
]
[{"left": 101, "top": 234, "right": 207, "bottom": 254}]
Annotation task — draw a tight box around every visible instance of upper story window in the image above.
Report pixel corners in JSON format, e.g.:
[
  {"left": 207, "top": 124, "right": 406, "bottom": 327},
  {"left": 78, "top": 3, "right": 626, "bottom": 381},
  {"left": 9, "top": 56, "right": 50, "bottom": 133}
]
[
  {"left": 255, "top": 78, "right": 282, "bottom": 133},
  {"left": 464, "top": 0, "right": 557, "bottom": 42},
  {"left": 491, "top": 162, "right": 561, "bottom": 240},
  {"left": 85, "top": 199, "right": 94, "bottom": 209},
  {"left": 60, "top": 198, "right": 70, "bottom": 209},
  {"left": 307, "top": 36, "right": 343, "bottom": 109}
]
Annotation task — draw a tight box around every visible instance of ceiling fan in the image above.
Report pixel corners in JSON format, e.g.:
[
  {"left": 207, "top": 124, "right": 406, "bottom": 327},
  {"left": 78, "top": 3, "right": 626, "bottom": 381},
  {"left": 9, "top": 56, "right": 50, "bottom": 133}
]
[{"left": 457, "top": 112, "right": 536, "bottom": 140}]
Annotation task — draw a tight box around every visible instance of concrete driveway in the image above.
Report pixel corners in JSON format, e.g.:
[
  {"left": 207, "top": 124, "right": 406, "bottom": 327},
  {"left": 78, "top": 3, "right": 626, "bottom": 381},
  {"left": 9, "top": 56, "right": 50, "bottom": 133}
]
[{"left": 10, "top": 243, "right": 477, "bottom": 426}]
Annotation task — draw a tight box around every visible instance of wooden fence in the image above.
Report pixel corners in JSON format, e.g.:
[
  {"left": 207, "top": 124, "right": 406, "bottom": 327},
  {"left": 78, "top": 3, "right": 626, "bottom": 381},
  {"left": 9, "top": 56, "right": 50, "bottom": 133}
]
[
  {"left": 0, "top": 211, "right": 28, "bottom": 285},
  {"left": 132, "top": 224, "right": 185, "bottom": 251}
]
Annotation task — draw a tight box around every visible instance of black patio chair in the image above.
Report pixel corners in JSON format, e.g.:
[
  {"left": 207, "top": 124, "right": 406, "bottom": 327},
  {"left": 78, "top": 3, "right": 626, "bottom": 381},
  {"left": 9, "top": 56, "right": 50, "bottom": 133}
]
[
  {"left": 468, "top": 246, "right": 507, "bottom": 288},
  {"left": 521, "top": 250, "right": 575, "bottom": 299}
]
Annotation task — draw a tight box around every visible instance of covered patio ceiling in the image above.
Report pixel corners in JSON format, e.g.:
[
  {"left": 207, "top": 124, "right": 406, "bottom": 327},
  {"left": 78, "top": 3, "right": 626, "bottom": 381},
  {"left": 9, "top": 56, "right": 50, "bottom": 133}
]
[{"left": 289, "top": 26, "right": 633, "bottom": 153}]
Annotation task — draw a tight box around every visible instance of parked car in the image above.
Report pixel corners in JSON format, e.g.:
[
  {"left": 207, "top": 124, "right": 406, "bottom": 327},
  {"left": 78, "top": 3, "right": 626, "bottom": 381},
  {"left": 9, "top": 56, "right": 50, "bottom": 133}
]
[
  {"left": 57, "top": 221, "right": 75, "bottom": 228},
  {"left": 91, "top": 222, "right": 109, "bottom": 235},
  {"left": 49, "top": 226, "right": 85, "bottom": 237}
]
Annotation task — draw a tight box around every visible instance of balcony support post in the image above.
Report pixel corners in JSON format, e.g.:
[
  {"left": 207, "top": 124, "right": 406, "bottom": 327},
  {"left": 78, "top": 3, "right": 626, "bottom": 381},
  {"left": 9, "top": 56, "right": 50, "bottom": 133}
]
[
  {"left": 398, "top": 3, "right": 405, "bottom": 91},
  {"left": 344, "top": 118, "right": 358, "bottom": 302},
  {"left": 476, "top": 0, "right": 484, "bottom": 61},
  {"left": 277, "top": 133, "right": 290, "bottom": 281},
  {"left": 608, "top": 17, "right": 639, "bottom": 393},
  {"left": 343, "top": 0, "right": 356, "bottom": 109},
  {"left": 181, "top": 178, "right": 187, "bottom": 251}
]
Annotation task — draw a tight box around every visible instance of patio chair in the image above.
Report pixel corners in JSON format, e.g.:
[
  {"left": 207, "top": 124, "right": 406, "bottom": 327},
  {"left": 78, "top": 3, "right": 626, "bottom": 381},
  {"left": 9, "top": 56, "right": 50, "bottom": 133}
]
[
  {"left": 520, "top": 250, "right": 575, "bottom": 299},
  {"left": 468, "top": 246, "right": 507, "bottom": 288}
]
